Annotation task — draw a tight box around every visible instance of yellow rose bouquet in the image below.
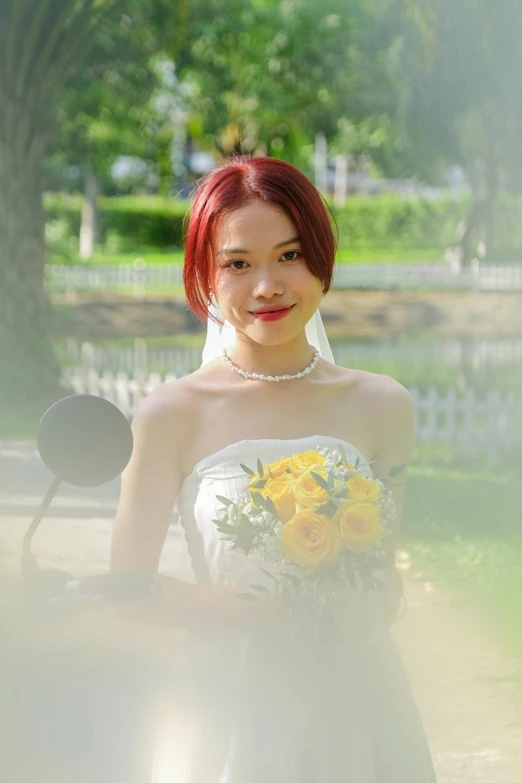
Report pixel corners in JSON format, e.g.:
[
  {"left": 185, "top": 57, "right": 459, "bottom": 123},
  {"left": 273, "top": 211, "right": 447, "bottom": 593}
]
[{"left": 213, "top": 445, "right": 403, "bottom": 603}]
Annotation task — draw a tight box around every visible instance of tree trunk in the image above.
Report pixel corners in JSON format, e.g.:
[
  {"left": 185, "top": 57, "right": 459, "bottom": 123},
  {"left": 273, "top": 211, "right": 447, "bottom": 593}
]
[
  {"left": 482, "top": 143, "right": 499, "bottom": 262},
  {"left": 79, "top": 169, "right": 98, "bottom": 260},
  {"left": 0, "top": 102, "right": 62, "bottom": 415},
  {"left": 0, "top": 0, "right": 115, "bottom": 421}
]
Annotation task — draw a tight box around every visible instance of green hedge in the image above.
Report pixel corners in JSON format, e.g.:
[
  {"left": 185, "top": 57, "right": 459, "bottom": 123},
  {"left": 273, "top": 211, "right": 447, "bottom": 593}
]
[
  {"left": 44, "top": 194, "right": 189, "bottom": 248},
  {"left": 330, "top": 196, "right": 464, "bottom": 249},
  {"left": 43, "top": 191, "right": 522, "bottom": 256}
]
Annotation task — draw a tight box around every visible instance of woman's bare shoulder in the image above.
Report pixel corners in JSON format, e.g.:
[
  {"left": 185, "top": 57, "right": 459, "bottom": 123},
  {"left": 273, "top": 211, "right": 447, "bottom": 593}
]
[
  {"left": 349, "top": 368, "right": 413, "bottom": 414},
  {"left": 321, "top": 362, "right": 411, "bottom": 406},
  {"left": 131, "top": 374, "right": 201, "bottom": 439},
  {"left": 352, "top": 367, "right": 411, "bottom": 399}
]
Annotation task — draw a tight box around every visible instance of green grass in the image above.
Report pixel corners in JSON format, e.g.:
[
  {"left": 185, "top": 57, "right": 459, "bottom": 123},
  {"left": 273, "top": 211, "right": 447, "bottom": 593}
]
[
  {"left": 87, "top": 248, "right": 184, "bottom": 266},
  {"left": 404, "top": 534, "right": 522, "bottom": 666},
  {"left": 69, "top": 283, "right": 188, "bottom": 298},
  {"left": 403, "top": 461, "right": 522, "bottom": 664},
  {"left": 63, "top": 246, "right": 444, "bottom": 267},
  {"left": 335, "top": 246, "right": 443, "bottom": 263},
  {"left": 0, "top": 408, "right": 42, "bottom": 441}
]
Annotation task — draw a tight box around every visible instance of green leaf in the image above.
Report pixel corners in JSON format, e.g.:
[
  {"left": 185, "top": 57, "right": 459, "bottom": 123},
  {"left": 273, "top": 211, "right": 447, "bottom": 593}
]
[
  {"left": 240, "top": 463, "right": 255, "bottom": 476},
  {"left": 338, "top": 444, "right": 348, "bottom": 463},
  {"left": 230, "top": 530, "right": 256, "bottom": 555},
  {"left": 263, "top": 495, "right": 279, "bottom": 518},
  {"left": 250, "top": 492, "right": 264, "bottom": 507},
  {"left": 372, "top": 579, "right": 387, "bottom": 591},
  {"left": 249, "top": 583, "right": 269, "bottom": 595},
  {"left": 355, "top": 457, "right": 360, "bottom": 469},
  {"left": 213, "top": 520, "right": 237, "bottom": 535},
  {"left": 236, "top": 593, "right": 260, "bottom": 602},
  {"left": 333, "top": 487, "right": 348, "bottom": 499},
  {"left": 259, "top": 566, "right": 278, "bottom": 583},
  {"left": 310, "top": 471, "right": 329, "bottom": 490},
  {"left": 251, "top": 479, "right": 267, "bottom": 490},
  {"left": 215, "top": 495, "right": 234, "bottom": 507},
  {"left": 389, "top": 463, "right": 406, "bottom": 478},
  {"left": 257, "top": 458, "right": 264, "bottom": 478},
  {"left": 316, "top": 501, "right": 338, "bottom": 518}
]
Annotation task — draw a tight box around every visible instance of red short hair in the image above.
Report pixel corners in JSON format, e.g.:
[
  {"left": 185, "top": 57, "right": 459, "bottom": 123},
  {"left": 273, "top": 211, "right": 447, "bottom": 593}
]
[{"left": 183, "top": 156, "right": 337, "bottom": 321}]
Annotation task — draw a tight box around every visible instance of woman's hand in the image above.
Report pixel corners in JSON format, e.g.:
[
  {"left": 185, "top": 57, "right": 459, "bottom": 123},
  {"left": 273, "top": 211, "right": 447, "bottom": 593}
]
[{"left": 112, "top": 575, "right": 290, "bottom": 635}]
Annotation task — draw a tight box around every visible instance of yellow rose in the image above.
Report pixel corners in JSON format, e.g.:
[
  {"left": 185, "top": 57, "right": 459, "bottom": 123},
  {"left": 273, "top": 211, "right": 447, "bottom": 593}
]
[
  {"left": 261, "top": 478, "right": 296, "bottom": 522},
  {"left": 347, "top": 474, "right": 381, "bottom": 502},
  {"left": 334, "top": 502, "right": 385, "bottom": 553},
  {"left": 287, "top": 449, "right": 326, "bottom": 476},
  {"left": 281, "top": 510, "right": 342, "bottom": 568},
  {"left": 292, "top": 467, "right": 330, "bottom": 511},
  {"left": 265, "top": 456, "right": 293, "bottom": 479}
]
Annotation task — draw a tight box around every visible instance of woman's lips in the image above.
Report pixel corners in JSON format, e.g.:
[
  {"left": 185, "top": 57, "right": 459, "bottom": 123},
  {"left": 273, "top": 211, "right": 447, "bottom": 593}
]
[{"left": 251, "top": 306, "right": 294, "bottom": 321}]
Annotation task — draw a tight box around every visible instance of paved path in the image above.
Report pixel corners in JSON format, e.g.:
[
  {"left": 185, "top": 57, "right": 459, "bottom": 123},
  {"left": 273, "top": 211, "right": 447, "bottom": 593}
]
[
  {"left": 1, "top": 441, "right": 521, "bottom": 781},
  {"left": 392, "top": 560, "right": 522, "bottom": 782}
]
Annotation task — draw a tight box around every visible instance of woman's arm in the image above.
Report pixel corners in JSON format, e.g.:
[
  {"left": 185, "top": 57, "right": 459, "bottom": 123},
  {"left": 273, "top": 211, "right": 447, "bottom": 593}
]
[
  {"left": 110, "top": 388, "right": 184, "bottom": 575},
  {"left": 368, "top": 376, "right": 415, "bottom": 625},
  {"left": 110, "top": 384, "right": 285, "bottom": 633}
]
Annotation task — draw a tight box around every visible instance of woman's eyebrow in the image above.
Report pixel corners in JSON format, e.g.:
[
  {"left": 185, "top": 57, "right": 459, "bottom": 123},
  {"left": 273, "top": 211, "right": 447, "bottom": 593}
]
[
  {"left": 274, "top": 235, "right": 300, "bottom": 248},
  {"left": 218, "top": 245, "right": 250, "bottom": 254},
  {"left": 218, "top": 236, "right": 300, "bottom": 255}
]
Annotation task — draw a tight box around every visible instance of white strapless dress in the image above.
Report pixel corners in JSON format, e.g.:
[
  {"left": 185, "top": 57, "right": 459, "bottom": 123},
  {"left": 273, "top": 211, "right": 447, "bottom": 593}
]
[{"left": 157, "top": 436, "right": 437, "bottom": 783}]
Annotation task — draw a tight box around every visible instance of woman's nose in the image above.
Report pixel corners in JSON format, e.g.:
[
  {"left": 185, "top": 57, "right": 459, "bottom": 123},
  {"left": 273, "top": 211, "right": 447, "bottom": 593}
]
[{"left": 252, "top": 270, "right": 284, "bottom": 298}]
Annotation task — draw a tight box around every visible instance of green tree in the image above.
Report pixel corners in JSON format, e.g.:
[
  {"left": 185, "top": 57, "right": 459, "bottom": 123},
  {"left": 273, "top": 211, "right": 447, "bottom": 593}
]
[
  {"left": 397, "top": 0, "right": 522, "bottom": 262},
  {"left": 48, "top": 2, "right": 187, "bottom": 257},
  {"left": 0, "top": 0, "right": 185, "bottom": 417},
  {"left": 178, "top": 0, "right": 408, "bottom": 174}
]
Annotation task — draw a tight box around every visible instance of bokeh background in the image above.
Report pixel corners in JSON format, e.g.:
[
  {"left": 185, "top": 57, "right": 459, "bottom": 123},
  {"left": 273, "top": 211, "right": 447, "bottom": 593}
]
[{"left": 1, "top": 2, "right": 522, "bottom": 780}]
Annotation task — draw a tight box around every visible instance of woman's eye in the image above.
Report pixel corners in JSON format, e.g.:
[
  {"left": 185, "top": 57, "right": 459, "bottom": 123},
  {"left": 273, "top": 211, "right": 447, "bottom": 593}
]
[
  {"left": 226, "top": 260, "right": 248, "bottom": 270},
  {"left": 281, "top": 250, "right": 301, "bottom": 261}
]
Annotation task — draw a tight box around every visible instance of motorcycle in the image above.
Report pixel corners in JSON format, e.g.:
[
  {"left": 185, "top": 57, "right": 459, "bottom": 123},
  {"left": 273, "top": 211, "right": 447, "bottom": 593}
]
[{"left": 1, "top": 395, "right": 169, "bottom": 783}]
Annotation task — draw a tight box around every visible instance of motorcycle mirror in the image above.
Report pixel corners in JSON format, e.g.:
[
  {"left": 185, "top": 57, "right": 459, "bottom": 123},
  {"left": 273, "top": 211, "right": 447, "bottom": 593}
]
[
  {"left": 22, "top": 395, "right": 134, "bottom": 572},
  {"left": 37, "top": 394, "right": 133, "bottom": 487}
]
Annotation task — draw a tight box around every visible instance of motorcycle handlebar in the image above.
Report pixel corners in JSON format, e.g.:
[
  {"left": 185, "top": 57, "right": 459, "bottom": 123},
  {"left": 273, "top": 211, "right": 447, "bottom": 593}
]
[{"left": 26, "top": 570, "right": 161, "bottom": 606}]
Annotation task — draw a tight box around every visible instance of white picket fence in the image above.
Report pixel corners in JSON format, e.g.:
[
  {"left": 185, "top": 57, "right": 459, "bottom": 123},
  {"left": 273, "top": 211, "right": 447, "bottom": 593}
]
[
  {"left": 65, "top": 337, "right": 522, "bottom": 375},
  {"left": 409, "top": 386, "right": 521, "bottom": 455},
  {"left": 45, "top": 260, "right": 522, "bottom": 296},
  {"left": 332, "top": 261, "right": 522, "bottom": 291},
  {"left": 62, "top": 367, "right": 521, "bottom": 458}
]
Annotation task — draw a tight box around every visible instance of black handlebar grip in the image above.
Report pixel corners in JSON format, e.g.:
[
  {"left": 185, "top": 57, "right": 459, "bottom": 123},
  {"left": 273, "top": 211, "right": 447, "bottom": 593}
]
[{"left": 64, "top": 572, "right": 161, "bottom": 603}]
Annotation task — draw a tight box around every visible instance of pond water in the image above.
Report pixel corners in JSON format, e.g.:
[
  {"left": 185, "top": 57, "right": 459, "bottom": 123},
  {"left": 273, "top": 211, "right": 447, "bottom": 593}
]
[
  {"left": 55, "top": 334, "right": 522, "bottom": 463},
  {"left": 58, "top": 334, "right": 522, "bottom": 396}
]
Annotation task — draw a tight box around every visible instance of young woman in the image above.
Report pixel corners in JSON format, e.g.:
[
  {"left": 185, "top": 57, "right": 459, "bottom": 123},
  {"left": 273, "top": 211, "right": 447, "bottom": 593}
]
[{"left": 110, "top": 156, "right": 437, "bottom": 782}]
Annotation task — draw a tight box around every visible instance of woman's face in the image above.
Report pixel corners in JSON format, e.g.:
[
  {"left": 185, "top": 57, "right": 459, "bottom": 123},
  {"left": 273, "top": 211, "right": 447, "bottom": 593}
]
[{"left": 211, "top": 200, "right": 323, "bottom": 346}]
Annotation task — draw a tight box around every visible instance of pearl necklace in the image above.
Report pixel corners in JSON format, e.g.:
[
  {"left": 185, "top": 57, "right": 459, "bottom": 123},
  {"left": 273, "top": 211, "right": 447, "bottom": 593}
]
[{"left": 221, "top": 346, "right": 320, "bottom": 382}]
